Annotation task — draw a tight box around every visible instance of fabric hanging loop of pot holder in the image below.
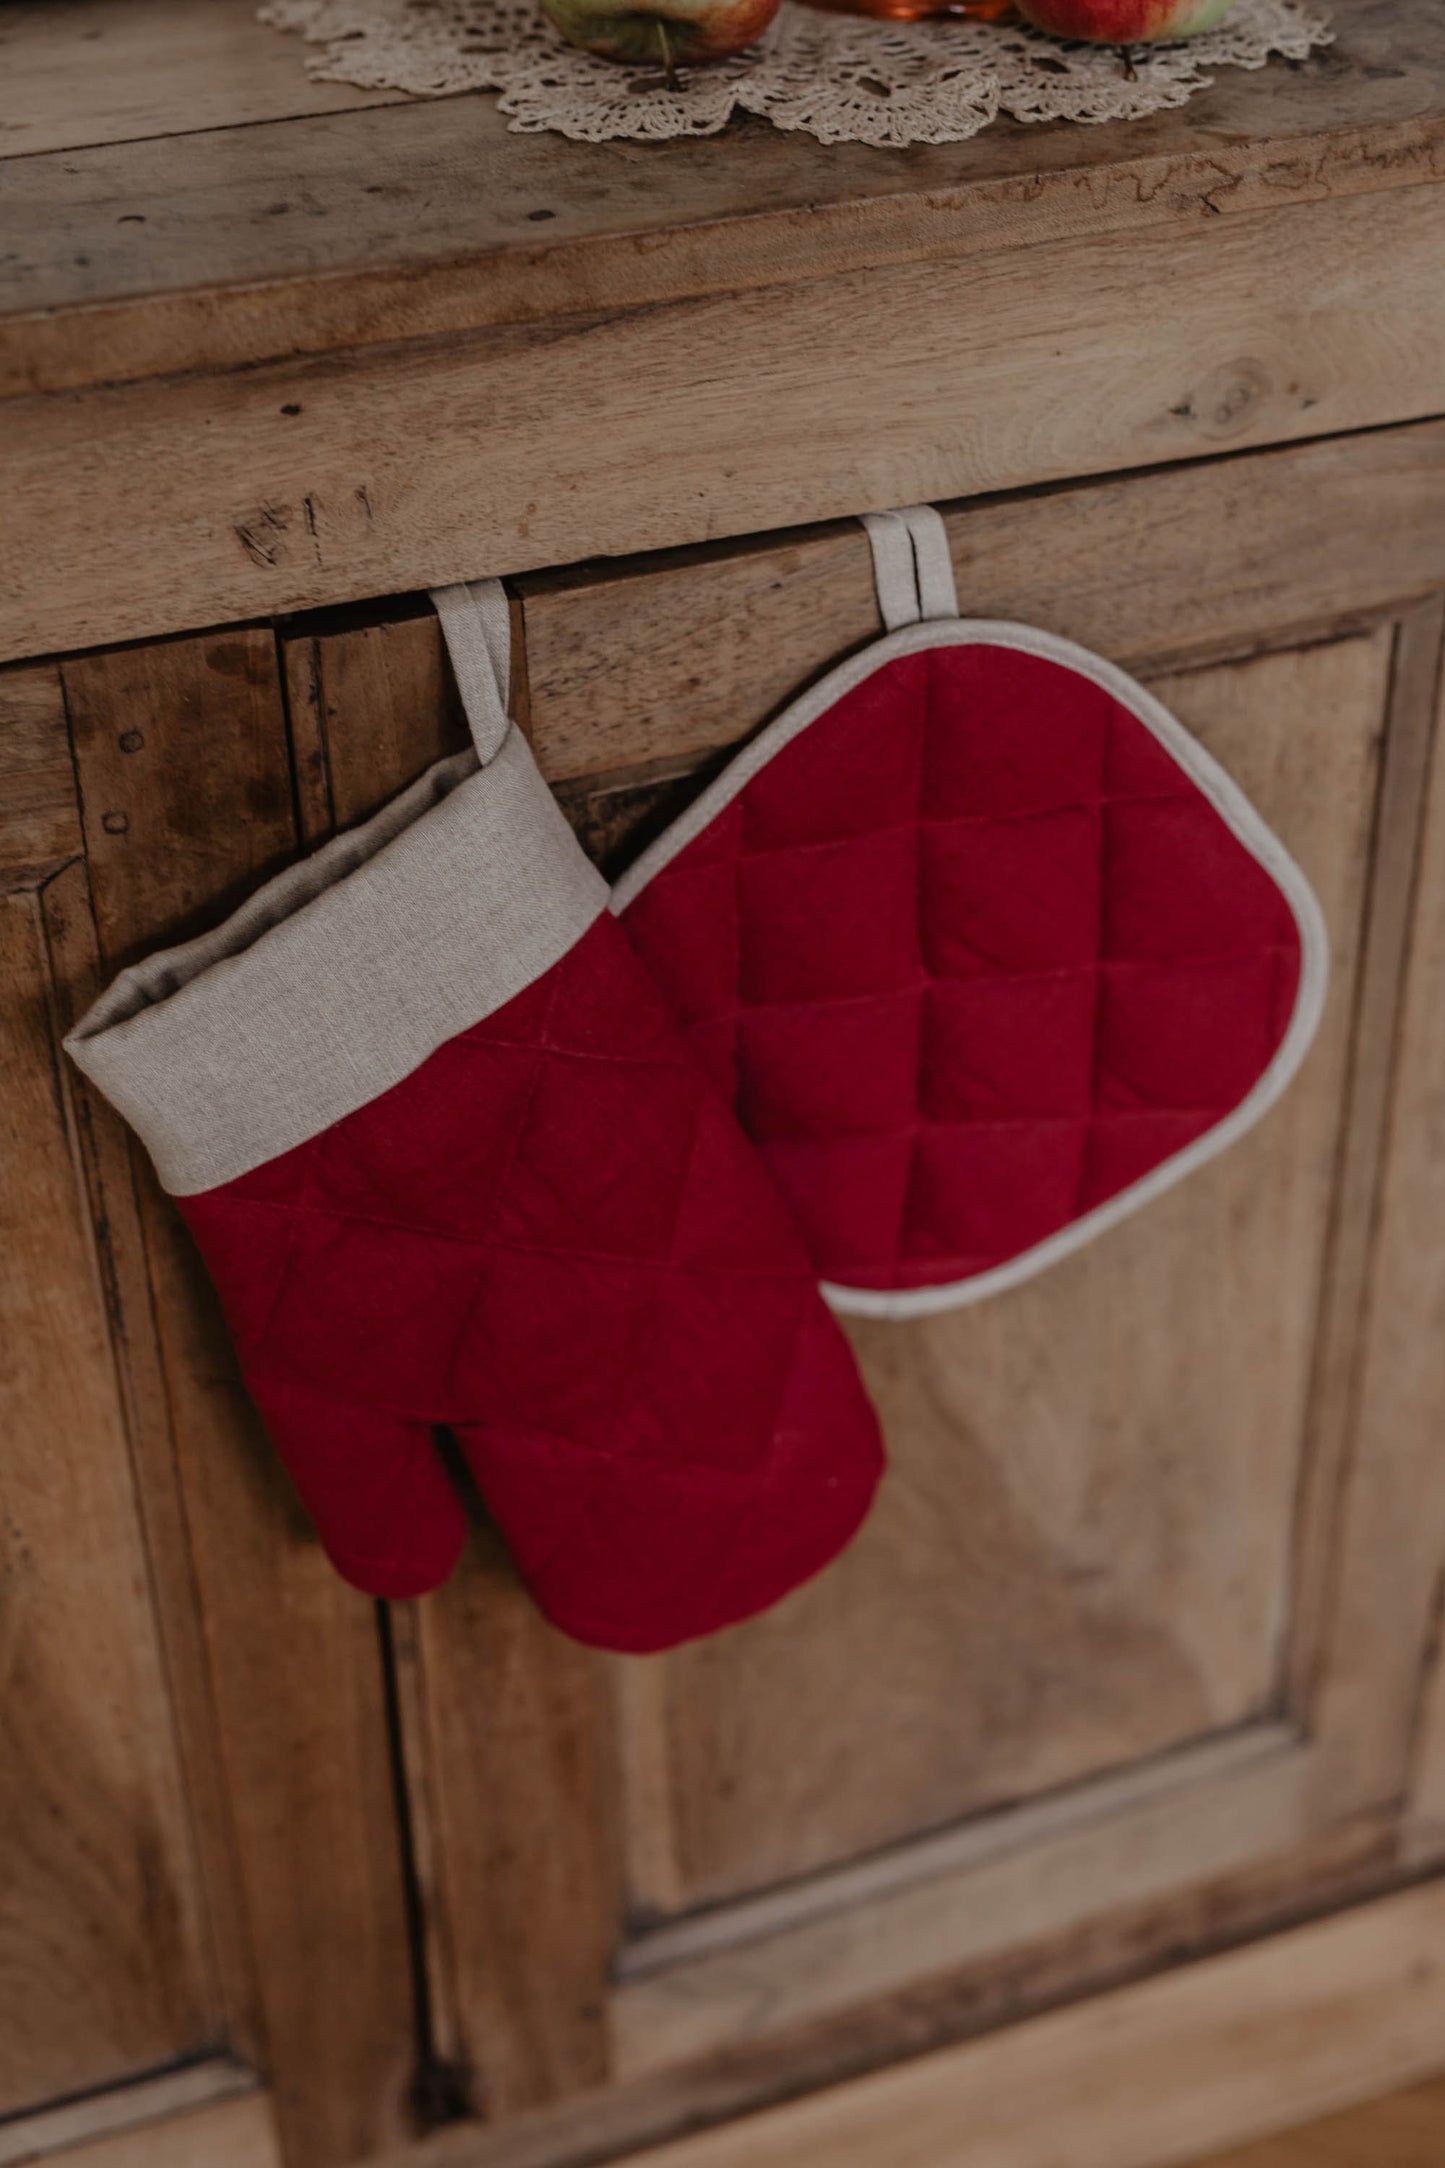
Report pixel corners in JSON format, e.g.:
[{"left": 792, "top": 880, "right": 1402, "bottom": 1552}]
[
  {"left": 65, "top": 578, "right": 884, "bottom": 1653},
  {"left": 612, "top": 503, "right": 1331, "bottom": 1319}
]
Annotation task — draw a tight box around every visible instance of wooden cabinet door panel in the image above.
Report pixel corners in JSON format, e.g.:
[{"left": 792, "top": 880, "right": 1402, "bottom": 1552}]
[
  {"left": 6, "top": 418, "right": 1441, "bottom": 2167},
  {"left": 619, "top": 635, "right": 1381, "bottom": 1914},
  {"left": 0, "top": 819, "right": 215, "bottom": 2106},
  {"left": 263, "top": 421, "right": 1445, "bottom": 2159},
  {"left": 55, "top": 633, "right": 422, "bottom": 2168}
]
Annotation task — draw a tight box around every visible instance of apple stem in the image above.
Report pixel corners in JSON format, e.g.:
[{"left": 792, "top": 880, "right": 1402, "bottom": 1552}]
[
  {"left": 1117, "top": 42, "right": 1138, "bottom": 79},
  {"left": 656, "top": 16, "right": 678, "bottom": 89}
]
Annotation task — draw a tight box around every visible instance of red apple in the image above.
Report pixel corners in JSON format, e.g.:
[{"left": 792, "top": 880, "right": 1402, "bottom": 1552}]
[
  {"left": 1015, "top": 0, "right": 1236, "bottom": 38},
  {"left": 541, "top": 0, "right": 782, "bottom": 66}
]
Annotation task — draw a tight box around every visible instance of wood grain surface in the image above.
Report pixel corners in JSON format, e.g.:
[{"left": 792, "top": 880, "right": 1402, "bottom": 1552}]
[
  {"left": 2, "top": 0, "right": 1441, "bottom": 398},
  {"left": 374, "top": 1882, "right": 1445, "bottom": 2168},
  {"left": 517, "top": 421, "right": 1445, "bottom": 786},
  {"left": 37, "top": 856, "right": 272, "bottom": 2088},
  {"left": 1192, "top": 2077, "right": 1445, "bottom": 2168},
  {"left": 0, "top": 2062, "right": 265, "bottom": 2168},
  {"left": 1318, "top": 570, "right": 1445, "bottom": 1828},
  {"left": 61, "top": 631, "right": 422, "bottom": 2166},
  {"left": 0, "top": 885, "right": 216, "bottom": 2113},
  {"left": 565, "top": 1884, "right": 1445, "bottom": 2168},
  {"left": 41, "top": 2095, "right": 283, "bottom": 2168},
  {"left": 0, "top": 0, "right": 406, "bottom": 162},
  {"left": 1284, "top": 600, "right": 1445, "bottom": 1729},
  {"left": 7, "top": 178, "right": 1445, "bottom": 665},
  {"left": 0, "top": 665, "right": 81, "bottom": 883}
]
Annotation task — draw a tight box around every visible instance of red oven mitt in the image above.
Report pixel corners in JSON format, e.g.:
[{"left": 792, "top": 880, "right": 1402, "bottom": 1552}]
[
  {"left": 614, "top": 505, "right": 1329, "bottom": 1316},
  {"left": 65, "top": 580, "right": 883, "bottom": 1651}
]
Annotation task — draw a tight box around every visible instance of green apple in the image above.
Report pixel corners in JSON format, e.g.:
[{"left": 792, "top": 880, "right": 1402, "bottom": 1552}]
[
  {"left": 1016, "top": 0, "right": 1236, "bottom": 38},
  {"left": 541, "top": 0, "right": 782, "bottom": 66}
]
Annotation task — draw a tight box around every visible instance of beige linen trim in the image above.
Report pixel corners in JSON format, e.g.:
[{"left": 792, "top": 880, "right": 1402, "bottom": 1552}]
[{"left": 66, "top": 729, "right": 606, "bottom": 1195}]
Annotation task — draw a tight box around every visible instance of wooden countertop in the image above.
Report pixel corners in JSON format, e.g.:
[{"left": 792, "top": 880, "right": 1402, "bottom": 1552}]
[
  {"left": 3, "top": 0, "right": 1442, "bottom": 400},
  {"left": 2, "top": 0, "right": 1443, "bottom": 666}
]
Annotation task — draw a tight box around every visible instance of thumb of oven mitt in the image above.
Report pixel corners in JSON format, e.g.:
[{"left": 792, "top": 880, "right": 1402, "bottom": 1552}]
[{"left": 64, "top": 579, "right": 884, "bottom": 1653}]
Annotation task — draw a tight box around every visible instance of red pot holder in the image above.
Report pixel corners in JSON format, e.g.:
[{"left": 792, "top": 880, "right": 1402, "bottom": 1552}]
[{"left": 616, "top": 504, "right": 1329, "bottom": 1318}]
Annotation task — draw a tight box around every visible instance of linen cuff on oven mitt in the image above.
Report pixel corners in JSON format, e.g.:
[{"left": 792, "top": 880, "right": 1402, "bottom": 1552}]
[{"left": 64, "top": 580, "right": 884, "bottom": 1654}]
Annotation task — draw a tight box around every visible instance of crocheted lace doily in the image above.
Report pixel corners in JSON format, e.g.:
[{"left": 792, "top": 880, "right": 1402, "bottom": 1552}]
[{"left": 259, "top": 0, "right": 1332, "bottom": 148}]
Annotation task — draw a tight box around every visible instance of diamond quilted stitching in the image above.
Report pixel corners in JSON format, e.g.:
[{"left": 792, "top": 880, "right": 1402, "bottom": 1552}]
[
  {"left": 533, "top": 921, "right": 690, "bottom": 1062},
  {"left": 1102, "top": 793, "right": 1296, "bottom": 962},
  {"left": 620, "top": 638, "right": 1308, "bottom": 1297},
  {"left": 920, "top": 807, "right": 1104, "bottom": 979},
  {"left": 738, "top": 826, "right": 920, "bottom": 1007},
  {"left": 663, "top": 1089, "right": 806, "bottom": 1271},
  {"left": 309, "top": 1034, "right": 541, "bottom": 1237},
  {"left": 491, "top": 1044, "right": 708, "bottom": 1260},
  {"left": 741, "top": 655, "right": 926, "bottom": 851},
  {"left": 1079, "top": 1108, "right": 1227, "bottom": 1207},
  {"left": 630, "top": 853, "right": 743, "bottom": 1027},
  {"left": 179, "top": 909, "right": 884, "bottom": 1644},
  {"left": 1095, "top": 954, "right": 1298, "bottom": 1112},
  {"left": 450, "top": 1244, "right": 657, "bottom": 1443},
  {"left": 764, "top": 1128, "right": 916, "bottom": 1276},
  {"left": 903, "top": 1117, "right": 1091, "bottom": 1273},
  {"left": 180, "top": 1186, "right": 310, "bottom": 1360},
  {"left": 624, "top": 1268, "right": 813, "bottom": 1474},
  {"left": 738, "top": 990, "right": 924, "bottom": 1140},
  {"left": 920, "top": 644, "right": 1112, "bottom": 820},
  {"left": 256, "top": 1209, "right": 494, "bottom": 1411},
  {"left": 921, "top": 973, "right": 1098, "bottom": 1123}
]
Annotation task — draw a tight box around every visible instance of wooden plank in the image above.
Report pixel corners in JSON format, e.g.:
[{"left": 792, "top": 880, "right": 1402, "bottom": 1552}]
[
  {"left": 271, "top": 1811, "right": 1390, "bottom": 2168},
  {"left": 0, "top": 886, "right": 216, "bottom": 2113},
  {"left": 618, "top": 634, "right": 1386, "bottom": 1929},
  {"left": 43, "top": 2095, "right": 282, "bottom": 2168},
  {"left": 382, "top": 1881, "right": 1445, "bottom": 2168},
  {"left": 62, "top": 632, "right": 421, "bottom": 2167},
  {"left": 1287, "top": 601, "right": 1445, "bottom": 1718},
  {"left": 0, "top": 2060, "right": 259, "bottom": 2166},
  {"left": 1334, "top": 593, "right": 1445, "bottom": 1835},
  {"left": 618, "top": 1885, "right": 1445, "bottom": 2168},
  {"left": 300, "top": 609, "right": 470, "bottom": 830},
  {"left": 2, "top": 0, "right": 1443, "bottom": 399},
  {"left": 1188, "top": 2076, "right": 1445, "bottom": 2168},
  {"left": 0, "top": 664, "right": 81, "bottom": 882},
  {"left": 279, "top": 610, "right": 621, "bottom": 2119},
  {"left": 612, "top": 1727, "right": 1313, "bottom": 2076},
  {"left": 38, "top": 857, "right": 268, "bottom": 2074},
  {"left": 615, "top": 1722, "right": 1299, "bottom": 1986},
  {"left": 5, "top": 181, "right": 1445, "bottom": 664},
  {"left": 60, "top": 632, "right": 300, "bottom": 964},
  {"left": 517, "top": 420, "right": 1445, "bottom": 786},
  {"left": 0, "top": 0, "right": 408, "bottom": 162},
  {"left": 394, "top": 1564, "right": 620, "bottom": 2117}
]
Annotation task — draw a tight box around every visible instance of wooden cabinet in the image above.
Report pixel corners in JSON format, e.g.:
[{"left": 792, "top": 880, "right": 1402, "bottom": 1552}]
[
  {"left": 337, "top": 432, "right": 1445, "bottom": 2121},
  {"left": 7, "top": 417, "right": 1445, "bottom": 2168},
  {"left": 6, "top": 4, "right": 1445, "bottom": 2165}
]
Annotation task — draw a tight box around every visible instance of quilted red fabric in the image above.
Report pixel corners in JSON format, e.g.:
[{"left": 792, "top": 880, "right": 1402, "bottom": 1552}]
[
  {"left": 619, "top": 641, "right": 1309, "bottom": 1301},
  {"left": 178, "top": 914, "right": 884, "bottom": 1650}
]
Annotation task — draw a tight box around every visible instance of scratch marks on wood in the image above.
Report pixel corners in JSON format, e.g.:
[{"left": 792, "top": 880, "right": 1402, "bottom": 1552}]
[
  {"left": 302, "top": 494, "right": 324, "bottom": 569},
  {"left": 234, "top": 502, "right": 290, "bottom": 570},
  {"left": 235, "top": 489, "right": 373, "bottom": 575}
]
